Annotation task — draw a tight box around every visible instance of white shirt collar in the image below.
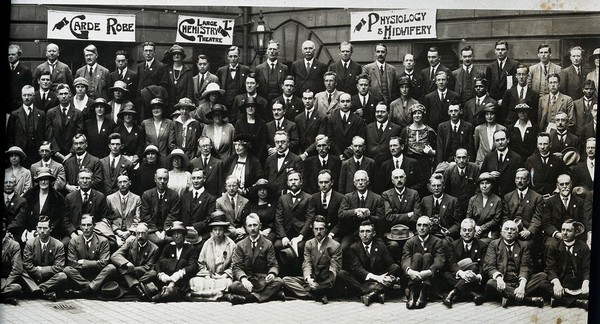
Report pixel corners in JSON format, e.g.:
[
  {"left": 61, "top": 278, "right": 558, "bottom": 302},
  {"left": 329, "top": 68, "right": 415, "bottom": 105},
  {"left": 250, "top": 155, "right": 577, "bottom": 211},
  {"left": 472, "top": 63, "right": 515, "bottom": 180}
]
[
  {"left": 378, "top": 120, "right": 388, "bottom": 129},
  {"left": 193, "top": 187, "right": 205, "bottom": 196},
  {"left": 304, "top": 58, "right": 314, "bottom": 65},
  {"left": 376, "top": 61, "right": 386, "bottom": 69}
]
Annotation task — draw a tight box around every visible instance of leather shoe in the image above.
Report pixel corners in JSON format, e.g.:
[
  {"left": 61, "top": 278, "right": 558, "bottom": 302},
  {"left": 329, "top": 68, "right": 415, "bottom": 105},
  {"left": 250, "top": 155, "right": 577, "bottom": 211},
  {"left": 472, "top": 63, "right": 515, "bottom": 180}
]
[
  {"left": 274, "top": 291, "right": 286, "bottom": 302},
  {"left": 361, "top": 292, "right": 375, "bottom": 306},
  {"left": 415, "top": 286, "right": 428, "bottom": 309},
  {"left": 229, "top": 294, "right": 246, "bottom": 305},
  {"left": 377, "top": 293, "right": 385, "bottom": 304},
  {"left": 471, "top": 292, "right": 485, "bottom": 305},
  {"left": 320, "top": 295, "right": 329, "bottom": 304},
  {"left": 550, "top": 297, "right": 560, "bottom": 308},
  {"left": 501, "top": 297, "right": 512, "bottom": 308},
  {"left": 524, "top": 296, "right": 544, "bottom": 308},
  {"left": 573, "top": 299, "right": 588, "bottom": 311},
  {"left": 443, "top": 289, "right": 457, "bottom": 308},
  {"left": 406, "top": 288, "right": 416, "bottom": 309},
  {"left": 133, "top": 285, "right": 147, "bottom": 301},
  {"left": 43, "top": 292, "right": 58, "bottom": 302},
  {"left": 1, "top": 297, "right": 18, "bottom": 305}
]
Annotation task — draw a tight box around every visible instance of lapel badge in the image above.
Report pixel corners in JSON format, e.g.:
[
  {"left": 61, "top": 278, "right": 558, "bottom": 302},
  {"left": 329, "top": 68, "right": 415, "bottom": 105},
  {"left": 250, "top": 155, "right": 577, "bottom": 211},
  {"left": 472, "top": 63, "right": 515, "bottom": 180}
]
[
  {"left": 475, "top": 250, "right": 478, "bottom": 253},
  {"left": 442, "top": 205, "right": 446, "bottom": 209},
  {"left": 526, "top": 200, "right": 530, "bottom": 203},
  {"left": 574, "top": 252, "right": 578, "bottom": 256},
  {"left": 144, "top": 252, "right": 148, "bottom": 256},
  {"left": 424, "top": 247, "right": 428, "bottom": 251},
  {"left": 514, "top": 253, "right": 518, "bottom": 258},
  {"left": 134, "top": 133, "right": 138, "bottom": 136},
  {"left": 172, "top": 254, "right": 175, "bottom": 257},
  {"left": 375, "top": 248, "right": 378, "bottom": 252}
]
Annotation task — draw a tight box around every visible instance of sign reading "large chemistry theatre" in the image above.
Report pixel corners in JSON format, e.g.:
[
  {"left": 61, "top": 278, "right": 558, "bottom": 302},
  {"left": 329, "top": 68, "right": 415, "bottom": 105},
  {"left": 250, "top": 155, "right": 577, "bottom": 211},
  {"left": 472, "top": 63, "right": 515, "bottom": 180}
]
[
  {"left": 350, "top": 9, "right": 437, "bottom": 41},
  {"left": 47, "top": 10, "right": 135, "bottom": 42},
  {"left": 176, "top": 15, "right": 235, "bottom": 45}
]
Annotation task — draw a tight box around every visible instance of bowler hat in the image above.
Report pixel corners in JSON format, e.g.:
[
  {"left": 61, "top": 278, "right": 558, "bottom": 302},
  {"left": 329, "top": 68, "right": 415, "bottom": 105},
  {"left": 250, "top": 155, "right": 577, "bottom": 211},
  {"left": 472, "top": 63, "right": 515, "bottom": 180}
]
[
  {"left": 166, "top": 221, "right": 188, "bottom": 236},
  {"left": 97, "top": 281, "right": 126, "bottom": 301},
  {"left": 174, "top": 97, "right": 195, "bottom": 110},
  {"left": 73, "top": 77, "right": 89, "bottom": 88},
  {"left": 561, "top": 147, "right": 580, "bottom": 167},
  {"left": 207, "top": 211, "right": 230, "bottom": 227},
  {"left": 166, "top": 148, "right": 190, "bottom": 168},
  {"left": 33, "top": 166, "right": 56, "bottom": 182},
  {"left": 6, "top": 146, "right": 26, "bottom": 161},
  {"left": 169, "top": 44, "right": 186, "bottom": 59},
  {"left": 200, "top": 83, "right": 225, "bottom": 99},
  {"left": 109, "top": 80, "right": 130, "bottom": 92},
  {"left": 185, "top": 227, "right": 202, "bottom": 245},
  {"left": 278, "top": 246, "right": 298, "bottom": 265},
  {"left": 206, "top": 104, "right": 227, "bottom": 120},
  {"left": 90, "top": 98, "right": 112, "bottom": 115},
  {"left": 385, "top": 224, "right": 414, "bottom": 241}
]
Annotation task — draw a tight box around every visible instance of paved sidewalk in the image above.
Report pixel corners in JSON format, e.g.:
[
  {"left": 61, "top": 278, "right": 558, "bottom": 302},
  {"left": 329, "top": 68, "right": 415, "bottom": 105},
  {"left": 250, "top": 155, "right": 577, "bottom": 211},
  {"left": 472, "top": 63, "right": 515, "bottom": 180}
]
[{"left": 0, "top": 297, "right": 588, "bottom": 324}]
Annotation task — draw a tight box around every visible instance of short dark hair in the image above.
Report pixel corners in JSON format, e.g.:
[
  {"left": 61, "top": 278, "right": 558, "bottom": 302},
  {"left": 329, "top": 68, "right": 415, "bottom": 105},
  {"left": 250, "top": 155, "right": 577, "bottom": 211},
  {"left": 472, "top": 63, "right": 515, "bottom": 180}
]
[
  {"left": 460, "top": 45, "right": 474, "bottom": 55},
  {"left": 314, "top": 215, "right": 327, "bottom": 226},
  {"left": 547, "top": 72, "right": 560, "bottom": 83},
  {"left": 495, "top": 40, "right": 509, "bottom": 49},
  {"left": 537, "top": 44, "right": 551, "bottom": 53}
]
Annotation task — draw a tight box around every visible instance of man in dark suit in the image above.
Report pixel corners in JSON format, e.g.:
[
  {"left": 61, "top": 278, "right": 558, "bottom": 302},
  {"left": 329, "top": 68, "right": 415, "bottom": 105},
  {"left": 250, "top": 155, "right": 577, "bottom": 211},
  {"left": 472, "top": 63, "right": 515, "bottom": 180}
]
[
  {"left": 542, "top": 174, "right": 588, "bottom": 248},
  {"left": 100, "top": 133, "right": 135, "bottom": 195},
  {"left": 63, "top": 134, "right": 103, "bottom": 193},
  {"left": 61, "top": 215, "right": 118, "bottom": 298},
  {"left": 481, "top": 129, "right": 523, "bottom": 197},
  {"left": 33, "top": 43, "right": 74, "bottom": 92},
  {"left": 421, "top": 173, "right": 461, "bottom": 241},
  {"left": 216, "top": 46, "right": 251, "bottom": 109},
  {"left": 229, "top": 214, "right": 284, "bottom": 304},
  {"left": 442, "top": 218, "right": 487, "bottom": 307},
  {"left": 483, "top": 220, "right": 546, "bottom": 308},
  {"left": 192, "top": 54, "right": 219, "bottom": 105},
  {"left": 338, "top": 170, "right": 385, "bottom": 251},
  {"left": 136, "top": 41, "right": 167, "bottom": 97},
  {"left": 463, "top": 78, "right": 498, "bottom": 127},
  {"left": 486, "top": 40, "right": 520, "bottom": 103},
  {"left": 33, "top": 71, "right": 59, "bottom": 112},
  {"left": 255, "top": 40, "right": 288, "bottom": 104},
  {"left": 108, "top": 50, "right": 138, "bottom": 102},
  {"left": 420, "top": 47, "right": 454, "bottom": 97},
  {"left": 548, "top": 112, "right": 579, "bottom": 155},
  {"left": 572, "top": 80, "right": 596, "bottom": 136},
  {"left": 351, "top": 73, "right": 381, "bottom": 125},
  {"left": 74, "top": 44, "right": 110, "bottom": 100},
  {"left": 365, "top": 102, "right": 402, "bottom": 164},
  {"left": 361, "top": 43, "right": 398, "bottom": 104},
  {"left": 179, "top": 168, "right": 216, "bottom": 243},
  {"left": 64, "top": 168, "right": 112, "bottom": 247},
  {"left": 290, "top": 40, "right": 328, "bottom": 97},
  {"left": 7, "top": 85, "right": 46, "bottom": 166},
  {"left": 436, "top": 103, "right": 475, "bottom": 165},
  {"left": 543, "top": 219, "right": 590, "bottom": 310},
  {"left": 377, "top": 136, "right": 423, "bottom": 195},
  {"left": 559, "top": 46, "right": 585, "bottom": 100},
  {"left": 381, "top": 168, "right": 422, "bottom": 261},
  {"left": 272, "top": 76, "right": 304, "bottom": 121},
  {"left": 140, "top": 168, "right": 181, "bottom": 246},
  {"left": 266, "top": 102, "right": 300, "bottom": 154},
  {"left": 453, "top": 46, "right": 485, "bottom": 105},
  {"left": 422, "top": 71, "right": 460, "bottom": 132},
  {"left": 328, "top": 42, "right": 362, "bottom": 96},
  {"left": 4, "top": 175, "right": 28, "bottom": 242},
  {"left": 189, "top": 136, "right": 224, "bottom": 197},
  {"left": 338, "top": 136, "right": 375, "bottom": 194},
  {"left": 274, "top": 171, "right": 315, "bottom": 273},
  {"left": 8, "top": 44, "right": 32, "bottom": 110},
  {"left": 110, "top": 223, "right": 160, "bottom": 300},
  {"left": 20, "top": 215, "right": 65, "bottom": 301},
  {"left": 327, "top": 93, "right": 367, "bottom": 158},
  {"left": 230, "top": 72, "right": 269, "bottom": 123},
  {"left": 303, "top": 135, "right": 341, "bottom": 194},
  {"left": 345, "top": 220, "right": 402, "bottom": 306},
  {"left": 399, "top": 53, "right": 424, "bottom": 101},
  {"left": 443, "top": 148, "right": 481, "bottom": 216},
  {"left": 525, "top": 133, "right": 567, "bottom": 196},
  {"left": 295, "top": 90, "right": 327, "bottom": 160},
  {"left": 311, "top": 169, "right": 344, "bottom": 240},
  {"left": 45, "top": 84, "right": 84, "bottom": 161},
  {"left": 402, "top": 216, "right": 446, "bottom": 309},
  {"left": 263, "top": 130, "right": 304, "bottom": 194},
  {"left": 570, "top": 138, "right": 595, "bottom": 191},
  {"left": 501, "top": 64, "right": 540, "bottom": 125},
  {"left": 0, "top": 222, "right": 22, "bottom": 304}
]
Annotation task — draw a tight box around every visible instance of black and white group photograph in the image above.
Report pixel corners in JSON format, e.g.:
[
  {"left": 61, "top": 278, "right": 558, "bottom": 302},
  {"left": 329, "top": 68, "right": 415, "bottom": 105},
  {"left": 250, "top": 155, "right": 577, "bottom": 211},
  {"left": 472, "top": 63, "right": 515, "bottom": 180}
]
[{"left": 2, "top": 1, "right": 599, "bottom": 323}]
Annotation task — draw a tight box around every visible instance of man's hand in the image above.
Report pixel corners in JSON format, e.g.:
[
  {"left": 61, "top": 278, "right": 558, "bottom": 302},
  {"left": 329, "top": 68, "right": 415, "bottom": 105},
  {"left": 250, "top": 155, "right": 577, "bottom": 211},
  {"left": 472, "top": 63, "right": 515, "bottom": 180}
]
[
  {"left": 260, "top": 228, "right": 271, "bottom": 237},
  {"left": 65, "top": 184, "right": 79, "bottom": 193},
  {"left": 126, "top": 262, "right": 135, "bottom": 273},
  {"left": 474, "top": 226, "right": 483, "bottom": 238},
  {"left": 514, "top": 283, "right": 526, "bottom": 301},
  {"left": 291, "top": 235, "right": 303, "bottom": 246},
  {"left": 300, "top": 152, "right": 309, "bottom": 161},
  {"left": 355, "top": 108, "right": 364, "bottom": 117},
  {"left": 265, "top": 273, "right": 275, "bottom": 283},
  {"left": 70, "top": 232, "right": 79, "bottom": 240},
  {"left": 554, "top": 232, "right": 563, "bottom": 240},
  {"left": 519, "top": 229, "right": 531, "bottom": 240},
  {"left": 77, "top": 259, "right": 84, "bottom": 265},
  {"left": 156, "top": 231, "right": 166, "bottom": 240},
  {"left": 407, "top": 269, "right": 422, "bottom": 281},
  {"left": 581, "top": 281, "right": 589, "bottom": 297},
  {"left": 306, "top": 277, "right": 317, "bottom": 290},
  {"left": 419, "top": 269, "right": 433, "bottom": 279},
  {"left": 495, "top": 277, "right": 506, "bottom": 292},
  {"left": 281, "top": 237, "right": 291, "bottom": 247},
  {"left": 553, "top": 281, "right": 564, "bottom": 298},
  {"left": 241, "top": 277, "right": 254, "bottom": 292}
]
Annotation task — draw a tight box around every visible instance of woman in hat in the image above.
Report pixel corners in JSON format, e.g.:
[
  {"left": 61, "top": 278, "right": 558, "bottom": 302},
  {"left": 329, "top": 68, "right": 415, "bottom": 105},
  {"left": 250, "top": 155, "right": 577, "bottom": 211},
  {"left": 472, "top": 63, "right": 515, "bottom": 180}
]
[
  {"left": 507, "top": 103, "right": 540, "bottom": 161},
  {"left": 224, "top": 134, "right": 264, "bottom": 195},
  {"left": 246, "top": 179, "right": 277, "bottom": 242},
  {"left": 234, "top": 96, "right": 268, "bottom": 161},
  {"left": 466, "top": 172, "right": 502, "bottom": 244},
  {"left": 140, "top": 97, "right": 177, "bottom": 159},
  {"left": 166, "top": 148, "right": 192, "bottom": 196},
  {"left": 107, "top": 80, "right": 133, "bottom": 124},
  {"left": 72, "top": 77, "right": 93, "bottom": 115},
  {"left": 473, "top": 104, "right": 506, "bottom": 165},
  {"left": 113, "top": 103, "right": 144, "bottom": 165},
  {"left": 389, "top": 76, "right": 420, "bottom": 130},
  {"left": 192, "top": 82, "right": 225, "bottom": 125},
  {"left": 22, "top": 167, "right": 67, "bottom": 241},
  {"left": 5, "top": 146, "right": 32, "bottom": 197},
  {"left": 173, "top": 98, "right": 202, "bottom": 160},
  {"left": 189, "top": 212, "right": 236, "bottom": 301},
  {"left": 586, "top": 48, "right": 599, "bottom": 93},
  {"left": 401, "top": 103, "right": 437, "bottom": 178},
  {"left": 132, "top": 145, "right": 166, "bottom": 195},
  {"left": 83, "top": 97, "right": 116, "bottom": 158},
  {"left": 165, "top": 44, "right": 194, "bottom": 110},
  {"left": 202, "top": 104, "right": 235, "bottom": 161}
]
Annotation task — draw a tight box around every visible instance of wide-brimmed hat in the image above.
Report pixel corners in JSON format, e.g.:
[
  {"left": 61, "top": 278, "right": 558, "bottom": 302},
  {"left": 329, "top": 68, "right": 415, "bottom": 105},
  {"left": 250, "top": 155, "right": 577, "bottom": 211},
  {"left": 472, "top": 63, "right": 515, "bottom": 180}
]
[
  {"left": 166, "top": 221, "right": 188, "bottom": 236},
  {"left": 185, "top": 227, "right": 202, "bottom": 245},
  {"left": 143, "top": 144, "right": 159, "bottom": 156},
  {"left": 206, "top": 104, "right": 228, "bottom": 120},
  {"left": 33, "top": 166, "right": 56, "bottom": 182},
  {"left": 385, "top": 224, "right": 414, "bottom": 241},
  {"left": 140, "top": 282, "right": 159, "bottom": 299},
  {"left": 514, "top": 103, "right": 531, "bottom": 112},
  {"left": 248, "top": 178, "right": 276, "bottom": 202},
  {"left": 201, "top": 83, "right": 225, "bottom": 99},
  {"left": 207, "top": 210, "right": 230, "bottom": 227},
  {"left": 571, "top": 221, "right": 586, "bottom": 236},
  {"left": 242, "top": 96, "right": 258, "bottom": 108},
  {"left": 6, "top": 146, "right": 26, "bottom": 161},
  {"left": 476, "top": 172, "right": 497, "bottom": 184},
  {"left": 169, "top": 44, "right": 186, "bottom": 59},
  {"left": 174, "top": 97, "right": 195, "bottom": 110},
  {"left": 109, "top": 80, "right": 129, "bottom": 92},
  {"left": 117, "top": 105, "right": 138, "bottom": 119},
  {"left": 589, "top": 48, "right": 599, "bottom": 64},
  {"left": 73, "top": 77, "right": 89, "bottom": 88},
  {"left": 572, "top": 186, "right": 589, "bottom": 198},
  {"left": 278, "top": 246, "right": 298, "bottom": 264},
  {"left": 90, "top": 98, "right": 112, "bottom": 115},
  {"left": 149, "top": 97, "right": 167, "bottom": 110},
  {"left": 166, "top": 148, "right": 190, "bottom": 168},
  {"left": 408, "top": 104, "right": 425, "bottom": 115},
  {"left": 561, "top": 147, "right": 580, "bottom": 167},
  {"left": 97, "top": 281, "right": 126, "bottom": 301},
  {"left": 398, "top": 75, "right": 412, "bottom": 87},
  {"left": 457, "top": 257, "right": 478, "bottom": 271}
]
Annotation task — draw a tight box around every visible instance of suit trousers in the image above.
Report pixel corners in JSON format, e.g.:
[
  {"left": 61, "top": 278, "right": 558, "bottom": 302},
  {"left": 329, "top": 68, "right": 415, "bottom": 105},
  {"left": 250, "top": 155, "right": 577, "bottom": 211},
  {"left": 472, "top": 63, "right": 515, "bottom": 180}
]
[
  {"left": 441, "top": 271, "right": 484, "bottom": 296},
  {"left": 229, "top": 277, "right": 283, "bottom": 302},
  {"left": 283, "top": 270, "right": 358, "bottom": 299},
  {"left": 343, "top": 263, "right": 402, "bottom": 296},
  {"left": 21, "top": 271, "right": 67, "bottom": 293},
  {"left": 485, "top": 272, "right": 549, "bottom": 300},
  {"left": 0, "top": 279, "right": 22, "bottom": 298},
  {"left": 63, "top": 264, "right": 117, "bottom": 291},
  {"left": 119, "top": 268, "right": 158, "bottom": 288},
  {"left": 408, "top": 253, "right": 435, "bottom": 287}
]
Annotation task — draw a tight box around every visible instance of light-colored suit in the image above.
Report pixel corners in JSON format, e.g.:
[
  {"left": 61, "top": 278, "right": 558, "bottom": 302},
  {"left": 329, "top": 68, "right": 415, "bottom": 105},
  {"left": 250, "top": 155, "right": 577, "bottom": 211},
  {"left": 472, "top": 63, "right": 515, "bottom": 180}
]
[
  {"left": 216, "top": 193, "right": 250, "bottom": 234},
  {"left": 527, "top": 62, "right": 561, "bottom": 96},
  {"left": 362, "top": 62, "right": 398, "bottom": 104},
  {"left": 74, "top": 64, "right": 110, "bottom": 100},
  {"left": 538, "top": 92, "right": 574, "bottom": 131},
  {"left": 106, "top": 191, "right": 141, "bottom": 233},
  {"left": 473, "top": 123, "right": 506, "bottom": 165},
  {"left": 313, "top": 89, "right": 345, "bottom": 116}
]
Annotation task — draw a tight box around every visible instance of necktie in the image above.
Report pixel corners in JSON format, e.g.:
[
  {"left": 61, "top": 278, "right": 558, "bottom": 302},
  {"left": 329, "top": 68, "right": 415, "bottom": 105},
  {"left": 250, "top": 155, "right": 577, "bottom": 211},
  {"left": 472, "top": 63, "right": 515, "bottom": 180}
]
[
  {"left": 88, "top": 66, "right": 93, "bottom": 77},
  {"left": 322, "top": 194, "right": 327, "bottom": 209},
  {"left": 465, "top": 243, "right": 471, "bottom": 253},
  {"left": 519, "top": 87, "right": 524, "bottom": 99},
  {"left": 498, "top": 153, "right": 504, "bottom": 164},
  {"left": 356, "top": 159, "right": 361, "bottom": 169},
  {"left": 562, "top": 197, "right": 568, "bottom": 209},
  {"left": 42, "top": 244, "right": 47, "bottom": 259},
  {"left": 519, "top": 191, "right": 524, "bottom": 202},
  {"left": 5, "top": 196, "right": 10, "bottom": 207},
  {"left": 231, "top": 197, "right": 235, "bottom": 211},
  {"left": 321, "top": 158, "right": 327, "bottom": 168},
  {"left": 360, "top": 195, "right": 366, "bottom": 208},
  {"left": 252, "top": 241, "right": 257, "bottom": 251},
  {"left": 27, "top": 107, "right": 32, "bottom": 116},
  {"left": 378, "top": 123, "right": 384, "bottom": 137},
  {"left": 380, "top": 65, "right": 384, "bottom": 76},
  {"left": 362, "top": 96, "right": 366, "bottom": 108},
  {"left": 62, "top": 107, "right": 68, "bottom": 117},
  {"left": 77, "top": 157, "right": 83, "bottom": 168},
  {"left": 146, "top": 62, "right": 150, "bottom": 71},
  {"left": 277, "top": 120, "right": 281, "bottom": 129},
  {"left": 203, "top": 157, "right": 208, "bottom": 167},
  {"left": 543, "top": 65, "right": 548, "bottom": 76},
  {"left": 440, "top": 92, "right": 445, "bottom": 102},
  {"left": 11, "top": 64, "right": 15, "bottom": 71},
  {"left": 306, "top": 110, "right": 311, "bottom": 120},
  {"left": 121, "top": 196, "right": 127, "bottom": 214},
  {"left": 328, "top": 93, "right": 332, "bottom": 105},
  {"left": 49, "top": 63, "right": 54, "bottom": 75},
  {"left": 459, "top": 168, "right": 464, "bottom": 176},
  {"left": 395, "top": 159, "right": 400, "bottom": 169},
  {"left": 277, "top": 153, "right": 285, "bottom": 159},
  {"left": 110, "top": 157, "right": 117, "bottom": 176},
  {"left": 365, "top": 245, "right": 370, "bottom": 257},
  {"left": 83, "top": 191, "right": 89, "bottom": 205},
  {"left": 434, "top": 198, "right": 440, "bottom": 208},
  {"left": 477, "top": 98, "right": 481, "bottom": 106},
  {"left": 577, "top": 66, "right": 582, "bottom": 78},
  {"left": 194, "top": 192, "right": 199, "bottom": 200},
  {"left": 42, "top": 92, "right": 47, "bottom": 102},
  {"left": 286, "top": 98, "right": 291, "bottom": 109},
  {"left": 199, "top": 74, "right": 205, "bottom": 89},
  {"left": 453, "top": 125, "right": 458, "bottom": 133},
  {"left": 306, "top": 61, "right": 311, "bottom": 73},
  {"left": 551, "top": 95, "right": 557, "bottom": 104},
  {"left": 498, "top": 61, "right": 503, "bottom": 75},
  {"left": 430, "top": 67, "right": 435, "bottom": 81},
  {"left": 271, "top": 63, "right": 275, "bottom": 72},
  {"left": 342, "top": 113, "right": 347, "bottom": 123},
  {"left": 568, "top": 246, "right": 574, "bottom": 255}
]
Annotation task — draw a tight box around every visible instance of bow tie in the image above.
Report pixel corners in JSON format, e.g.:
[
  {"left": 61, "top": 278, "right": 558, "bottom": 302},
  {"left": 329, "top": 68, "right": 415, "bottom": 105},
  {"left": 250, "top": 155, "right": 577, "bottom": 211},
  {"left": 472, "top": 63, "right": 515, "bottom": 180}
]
[
  {"left": 277, "top": 153, "right": 285, "bottom": 159},
  {"left": 230, "top": 67, "right": 237, "bottom": 71}
]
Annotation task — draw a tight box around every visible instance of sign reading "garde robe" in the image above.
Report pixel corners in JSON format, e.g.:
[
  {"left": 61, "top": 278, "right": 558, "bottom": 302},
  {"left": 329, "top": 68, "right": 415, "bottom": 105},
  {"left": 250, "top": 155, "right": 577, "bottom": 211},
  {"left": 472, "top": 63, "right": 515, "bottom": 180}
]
[
  {"left": 350, "top": 9, "right": 437, "bottom": 41},
  {"left": 47, "top": 10, "right": 135, "bottom": 42}
]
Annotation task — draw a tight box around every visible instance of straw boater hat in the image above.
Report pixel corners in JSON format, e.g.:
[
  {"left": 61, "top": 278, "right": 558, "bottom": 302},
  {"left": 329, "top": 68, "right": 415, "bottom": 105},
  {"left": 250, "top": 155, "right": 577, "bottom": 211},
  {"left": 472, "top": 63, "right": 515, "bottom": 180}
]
[
  {"left": 174, "top": 97, "right": 195, "bottom": 111},
  {"left": 201, "top": 83, "right": 225, "bottom": 99},
  {"left": 561, "top": 147, "right": 580, "bottom": 167},
  {"left": 33, "top": 167, "right": 56, "bottom": 182},
  {"left": 6, "top": 146, "right": 26, "bottom": 161},
  {"left": 109, "top": 80, "right": 129, "bottom": 92},
  {"left": 169, "top": 44, "right": 186, "bottom": 59},
  {"left": 385, "top": 224, "right": 414, "bottom": 241},
  {"left": 166, "top": 221, "right": 188, "bottom": 236},
  {"left": 589, "top": 48, "right": 599, "bottom": 64},
  {"left": 90, "top": 98, "right": 112, "bottom": 115},
  {"left": 166, "top": 148, "right": 190, "bottom": 168},
  {"left": 206, "top": 104, "right": 228, "bottom": 120},
  {"left": 73, "top": 77, "right": 89, "bottom": 88}
]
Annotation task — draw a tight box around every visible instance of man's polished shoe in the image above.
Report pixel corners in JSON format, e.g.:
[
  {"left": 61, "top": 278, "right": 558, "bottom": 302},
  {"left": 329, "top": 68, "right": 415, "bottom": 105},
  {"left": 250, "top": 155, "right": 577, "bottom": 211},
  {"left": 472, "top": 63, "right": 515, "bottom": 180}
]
[
  {"left": 471, "top": 291, "right": 485, "bottom": 305},
  {"left": 227, "top": 294, "right": 246, "bottom": 305},
  {"left": 523, "top": 296, "right": 544, "bottom": 308},
  {"left": 319, "top": 295, "right": 329, "bottom": 304},
  {"left": 361, "top": 292, "right": 376, "bottom": 306},
  {"left": 43, "top": 292, "right": 58, "bottom": 302},
  {"left": 414, "top": 286, "right": 428, "bottom": 309},
  {"left": 1, "top": 297, "right": 18, "bottom": 305},
  {"left": 377, "top": 293, "right": 385, "bottom": 304},
  {"left": 274, "top": 290, "right": 286, "bottom": 302},
  {"left": 573, "top": 299, "right": 588, "bottom": 311},
  {"left": 443, "top": 289, "right": 457, "bottom": 308},
  {"left": 406, "top": 289, "right": 416, "bottom": 309},
  {"left": 133, "top": 285, "right": 147, "bottom": 301},
  {"left": 501, "top": 297, "right": 513, "bottom": 308},
  {"left": 550, "top": 297, "right": 560, "bottom": 308}
]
